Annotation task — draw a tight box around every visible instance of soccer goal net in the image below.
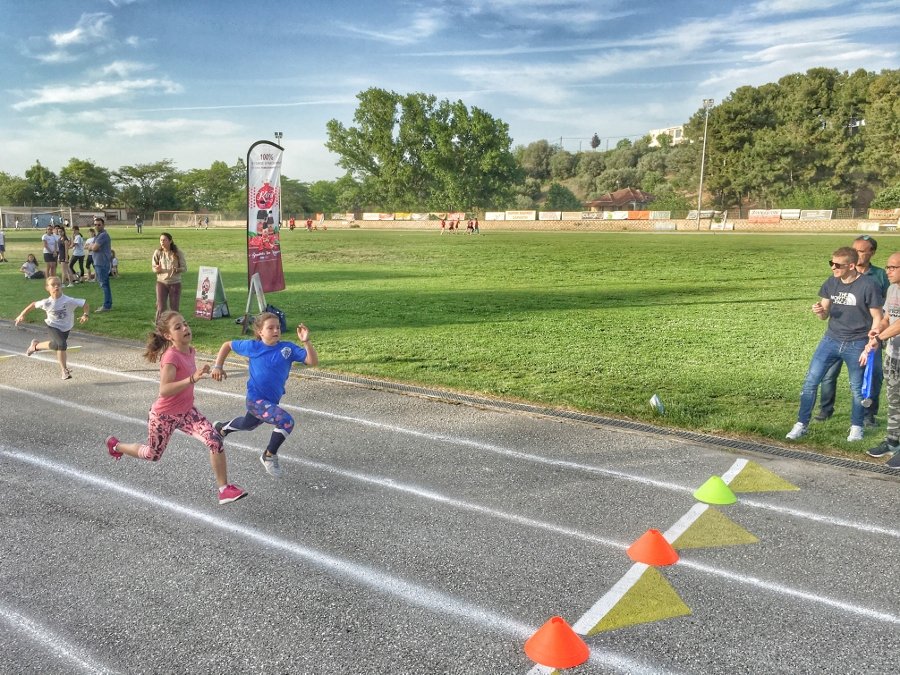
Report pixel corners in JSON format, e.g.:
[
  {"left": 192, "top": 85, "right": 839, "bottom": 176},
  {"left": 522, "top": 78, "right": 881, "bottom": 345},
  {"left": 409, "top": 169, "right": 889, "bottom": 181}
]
[
  {"left": 0, "top": 206, "right": 73, "bottom": 229},
  {"left": 152, "top": 211, "right": 196, "bottom": 228},
  {"left": 151, "top": 211, "right": 223, "bottom": 228}
]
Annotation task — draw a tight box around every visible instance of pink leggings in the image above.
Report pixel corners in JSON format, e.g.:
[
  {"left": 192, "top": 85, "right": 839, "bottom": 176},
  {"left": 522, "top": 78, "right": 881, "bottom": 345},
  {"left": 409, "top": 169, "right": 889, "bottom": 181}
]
[{"left": 138, "top": 407, "right": 223, "bottom": 461}]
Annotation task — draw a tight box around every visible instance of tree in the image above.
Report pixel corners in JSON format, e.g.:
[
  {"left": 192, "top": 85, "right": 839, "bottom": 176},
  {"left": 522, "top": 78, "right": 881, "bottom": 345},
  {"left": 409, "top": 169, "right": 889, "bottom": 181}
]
[
  {"left": 517, "top": 140, "right": 555, "bottom": 180},
  {"left": 871, "top": 183, "right": 900, "bottom": 209},
  {"left": 590, "top": 133, "right": 601, "bottom": 150},
  {"left": 549, "top": 150, "right": 576, "bottom": 180},
  {"left": 24, "top": 161, "right": 59, "bottom": 205},
  {"left": 0, "top": 171, "right": 30, "bottom": 205},
  {"left": 326, "top": 88, "right": 520, "bottom": 210},
  {"left": 308, "top": 179, "right": 340, "bottom": 214},
  {"left": 280, "top": 177, "right": 312, "bottom": 216},
  {"left": 116, "top": 160, "right": 179, "bottom": 215},
  {"left": 58, "top": 158, "right": 115, "bottom": 208},
  {"left": 545, "top": 183, "right": 583, "bottom": 210}
]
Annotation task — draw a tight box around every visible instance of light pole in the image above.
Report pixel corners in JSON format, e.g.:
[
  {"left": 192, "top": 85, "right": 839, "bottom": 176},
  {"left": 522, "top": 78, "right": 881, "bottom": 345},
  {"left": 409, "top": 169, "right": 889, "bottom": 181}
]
[
  {"left": 274, "top": 131, "right": 283, "bottom": 146},
  {"left": 696, "top": 98, "right": 714, "bottom": 227}
]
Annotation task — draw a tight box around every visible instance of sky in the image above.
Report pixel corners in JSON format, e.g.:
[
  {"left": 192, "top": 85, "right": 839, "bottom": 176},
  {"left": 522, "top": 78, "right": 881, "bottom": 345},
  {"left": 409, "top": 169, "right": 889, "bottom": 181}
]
[{"left": 1, "top": 0, "right": 899, "bottom": 183}]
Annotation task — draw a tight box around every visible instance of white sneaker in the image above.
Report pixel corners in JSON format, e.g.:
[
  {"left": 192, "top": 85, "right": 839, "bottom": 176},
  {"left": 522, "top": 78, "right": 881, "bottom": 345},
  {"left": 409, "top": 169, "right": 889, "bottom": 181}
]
[
  {"left": 786, "top": 422, "right": 808, "bottom": 440},
  {"left": 847, "top": 425, "right": 864, "bottom": 442}
]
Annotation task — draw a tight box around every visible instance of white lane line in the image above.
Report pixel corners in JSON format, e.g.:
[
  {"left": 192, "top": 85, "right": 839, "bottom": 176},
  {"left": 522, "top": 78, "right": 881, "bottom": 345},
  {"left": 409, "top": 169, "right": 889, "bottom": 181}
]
[
  {"left": 0, "top": 448, "right": 656, "bottom": 675},
  {"left": 2, "top": 372, "right": 897, "bottom": 542},
  {"left": 570, "top": 562, "right": 649, "bottom": 635},
  {"left": 720, "top": 458, "right": 748, "bottom": 485},
  {"left": 2, "top": 386, "right": 899, "bottom": 627},
  {"left": 663, "top": 503, "right": 709, "bottom": 543},
  {"left": 0, "top": 605, "right": 114, "bottom": 674},
  {"left": 677, "top": 558, "right": 900, "bottom": 624}
]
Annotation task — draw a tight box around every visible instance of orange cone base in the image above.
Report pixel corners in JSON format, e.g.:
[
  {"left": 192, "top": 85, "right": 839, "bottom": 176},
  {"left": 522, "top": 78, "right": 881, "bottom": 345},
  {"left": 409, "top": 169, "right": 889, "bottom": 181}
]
[
  {"left": 524, "top": 616, "right": 590, "bottom": 669},
  {"left": 627, "top": 528, "right": 679, "bottom": 566}
]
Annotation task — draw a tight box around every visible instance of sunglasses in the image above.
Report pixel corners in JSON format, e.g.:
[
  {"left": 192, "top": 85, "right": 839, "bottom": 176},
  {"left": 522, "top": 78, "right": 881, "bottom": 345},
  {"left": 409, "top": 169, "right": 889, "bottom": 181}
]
[{"left": 829, "top": 261, "right": 851, "bottom": 268}]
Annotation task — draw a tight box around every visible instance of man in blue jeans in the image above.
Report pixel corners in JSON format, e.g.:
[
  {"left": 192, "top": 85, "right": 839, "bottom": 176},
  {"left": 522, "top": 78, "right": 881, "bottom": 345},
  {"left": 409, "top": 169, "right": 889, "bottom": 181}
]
[
  {"left": 814, "top": 235, "right": 889, "bottom": 426},
  {"left": 88, "top": 217, "right": 113, "bottom": 312},
  {"left": 787, "top": 247, "right": 883, "bottom": 443}
]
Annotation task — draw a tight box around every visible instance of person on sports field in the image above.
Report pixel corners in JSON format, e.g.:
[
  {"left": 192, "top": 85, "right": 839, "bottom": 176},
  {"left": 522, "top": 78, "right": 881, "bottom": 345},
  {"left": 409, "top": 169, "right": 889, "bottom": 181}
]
[
  {"left": 105, "top": 311, "right": 247, "bottom": 505},
  {"left": 814, "top": 234, "right": 889, "bottom": 427},
  {"left": 862, "top": 252, "right": 900, "bottom": 469},
  {"left": 786, "top": 247, "right": 883, "bottom": 443},
  {"left": 211, "top": 313, "right": 318, "bottom": 478},
  {"left": 88, "top": 217, "right": 113, "bottom": 312},
  {"left": 15, "top": 275, "right": 89, "bottom": 380}
]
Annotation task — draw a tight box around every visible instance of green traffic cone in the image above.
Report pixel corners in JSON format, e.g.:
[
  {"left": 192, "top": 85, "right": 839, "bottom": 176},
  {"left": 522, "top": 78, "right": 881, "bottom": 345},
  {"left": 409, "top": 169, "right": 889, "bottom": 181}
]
[{"left": 693, "top": 476, "right": 737, "bottom": 505}]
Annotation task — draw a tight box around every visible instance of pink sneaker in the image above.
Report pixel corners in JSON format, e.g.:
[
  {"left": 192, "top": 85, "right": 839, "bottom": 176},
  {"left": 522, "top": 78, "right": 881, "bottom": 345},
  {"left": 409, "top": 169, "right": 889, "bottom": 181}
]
[
  {"left": 106, "top": 436, "right": 123, "bottom": 460},
  {"left": 218, "top": 484, "right": 247, "bottom": 504}
]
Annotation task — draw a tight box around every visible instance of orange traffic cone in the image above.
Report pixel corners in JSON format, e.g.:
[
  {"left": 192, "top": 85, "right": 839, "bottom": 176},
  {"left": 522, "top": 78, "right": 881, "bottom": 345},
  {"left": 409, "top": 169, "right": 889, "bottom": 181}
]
[
  {"left": 627, "top": 528, "right": 679, "bottom": 566},
  {"left": 524, "top": 616, "right": 590, "bottom": 669}
]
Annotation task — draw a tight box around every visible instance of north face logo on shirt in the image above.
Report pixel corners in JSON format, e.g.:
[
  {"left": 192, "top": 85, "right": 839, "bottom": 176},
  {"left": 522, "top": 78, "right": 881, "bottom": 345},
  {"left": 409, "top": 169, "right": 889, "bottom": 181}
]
[{"left": 832, "top": 292, "right": 857, "bottom": 306}]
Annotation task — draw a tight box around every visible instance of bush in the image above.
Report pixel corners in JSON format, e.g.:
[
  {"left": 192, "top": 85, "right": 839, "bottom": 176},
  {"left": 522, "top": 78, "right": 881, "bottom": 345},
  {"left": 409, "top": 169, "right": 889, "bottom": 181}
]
[{"left": 871, "top": 183, "right": 900, "bottom": 209}]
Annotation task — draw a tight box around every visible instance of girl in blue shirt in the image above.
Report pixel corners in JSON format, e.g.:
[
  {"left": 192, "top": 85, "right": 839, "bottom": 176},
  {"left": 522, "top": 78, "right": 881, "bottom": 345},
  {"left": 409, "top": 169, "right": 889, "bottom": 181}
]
[{"left": 212, "top": 312, "right": 318, "bottom": 477}]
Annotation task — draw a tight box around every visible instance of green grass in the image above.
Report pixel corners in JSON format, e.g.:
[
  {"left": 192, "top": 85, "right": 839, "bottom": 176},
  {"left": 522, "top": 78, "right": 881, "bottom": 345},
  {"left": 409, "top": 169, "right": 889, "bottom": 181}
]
[{"left": 0, "top": 225, "right": 888, "bottom": 456}]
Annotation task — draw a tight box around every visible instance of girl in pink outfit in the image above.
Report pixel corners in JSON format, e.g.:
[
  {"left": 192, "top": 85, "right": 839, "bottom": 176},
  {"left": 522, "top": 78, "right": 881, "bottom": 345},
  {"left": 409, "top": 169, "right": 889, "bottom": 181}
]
[{"left": 105, "top": 311, "right": 247, "bottom": 505}]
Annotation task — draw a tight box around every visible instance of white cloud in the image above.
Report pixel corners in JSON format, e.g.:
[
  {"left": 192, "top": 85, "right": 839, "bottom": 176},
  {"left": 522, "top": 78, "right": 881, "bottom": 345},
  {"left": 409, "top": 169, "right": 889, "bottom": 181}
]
[
  {"left": 750, "top": 0, "right": 847, "bottom": 15},
  {"left": 13, "top": 78, "right": 183, "bottom": 110},
  {"left": 97, "top": 60, "right": 152, "bottom": 77},
  {"left": 340, "top": 7, "right": 449, "bottom": 45},
  {"left": 50, "top": 13, "right": 113, "bottom": 48},
  {"left": 112, "top": 118, "right": 241, "bottom": 137}
]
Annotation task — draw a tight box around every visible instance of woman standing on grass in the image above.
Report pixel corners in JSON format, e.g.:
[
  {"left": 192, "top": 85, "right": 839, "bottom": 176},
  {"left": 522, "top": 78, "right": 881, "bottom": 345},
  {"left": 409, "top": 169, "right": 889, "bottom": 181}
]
[
  {"left": 152, "top": 232, "right": 187, "bottom": 321},
  {"left": 105, "top": 311, "right": 247, "bottom": 505},
  {"left": 69, "top": 225, "right": 85, "bottom": 281}
]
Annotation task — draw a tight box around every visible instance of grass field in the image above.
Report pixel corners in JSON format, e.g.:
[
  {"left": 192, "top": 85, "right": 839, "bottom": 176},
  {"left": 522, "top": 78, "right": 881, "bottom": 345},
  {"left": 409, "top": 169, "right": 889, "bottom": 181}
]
[{"left": 0, "top": 225, "right": 891, "bottom": 456}]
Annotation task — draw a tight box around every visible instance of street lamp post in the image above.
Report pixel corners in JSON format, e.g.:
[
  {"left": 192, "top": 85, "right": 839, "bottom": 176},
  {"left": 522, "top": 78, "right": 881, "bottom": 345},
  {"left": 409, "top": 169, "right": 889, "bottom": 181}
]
[
  {"left": 274, "top": 131, "right": 283, "bottom": 146},
  {"left": 696, "top": 98, "right": 714, "bottom": 228}
]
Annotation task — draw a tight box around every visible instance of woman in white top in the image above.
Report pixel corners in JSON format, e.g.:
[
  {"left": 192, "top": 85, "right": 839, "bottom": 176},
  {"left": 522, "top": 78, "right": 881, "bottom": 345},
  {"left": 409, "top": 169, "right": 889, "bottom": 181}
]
[
  {"left": 69, "top": 225, "right": 86, "bottom": 280},
  {"left": 41, "top": 226, "right": 58, "bottom": 278},
  {"left": 151, "top": 232, "right": 188, "bottom": 321},
  {"left": 84, "top": 228, "right": 96, "bottom": 280}
]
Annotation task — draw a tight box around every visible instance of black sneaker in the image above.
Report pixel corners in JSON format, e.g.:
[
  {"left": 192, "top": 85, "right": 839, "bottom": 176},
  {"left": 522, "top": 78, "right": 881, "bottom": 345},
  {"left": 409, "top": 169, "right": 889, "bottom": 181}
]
[
  {"left": 813, "top": 411, "right": 832, "bottom": 422},
  {"left": 866, "top": 440, "right": 899, "bottom": 458},
  {"left": 887, "top": 452, "right": 900, "bottom": 469},
  {"left": 214, "top": 421, "right": 231, "bottom": 437},
  {"left": 863, "top": 416, "right": 878, "bottom": 429}
]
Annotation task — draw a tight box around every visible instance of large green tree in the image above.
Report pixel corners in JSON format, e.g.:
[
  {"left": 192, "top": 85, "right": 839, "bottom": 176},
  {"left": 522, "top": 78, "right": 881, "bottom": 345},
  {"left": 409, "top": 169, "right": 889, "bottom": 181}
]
[
  {"left": 58, "top": 158, "right": 115, "bottom": 208},
  {"left": 24, "top": 161, "right": 59, "bottom": 205},
  {"left": 0, "top": 171, "right": 30, "bottom": 205},
  {"left": 326, "top": 88, "right": 520, "bottom": 211},
  {"left": 116, "top": 160, "right": 179, "bottom": 215}
]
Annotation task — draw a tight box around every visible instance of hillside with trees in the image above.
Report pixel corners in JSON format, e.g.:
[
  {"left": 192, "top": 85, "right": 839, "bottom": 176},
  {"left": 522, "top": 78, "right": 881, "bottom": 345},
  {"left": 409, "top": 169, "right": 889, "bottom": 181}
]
[{"left": 1, "top": 68, "right": 899, "bottom": 216}]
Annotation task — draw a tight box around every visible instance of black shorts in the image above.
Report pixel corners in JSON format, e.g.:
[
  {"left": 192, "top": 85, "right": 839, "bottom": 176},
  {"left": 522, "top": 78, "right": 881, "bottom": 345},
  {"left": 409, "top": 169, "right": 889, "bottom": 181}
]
[
  {"left": 47, "top": 326, "right": 70, "bottom": 351},
  {"left": 43, "top": 252, "right": 56, "bottom": 263}
]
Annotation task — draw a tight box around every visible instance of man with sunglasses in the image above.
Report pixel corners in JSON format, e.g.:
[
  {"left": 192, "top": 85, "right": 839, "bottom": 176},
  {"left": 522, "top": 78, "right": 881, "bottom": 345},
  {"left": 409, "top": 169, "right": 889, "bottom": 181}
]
[
  {"left": 814, "top": 235, "right": 889, "bottom": 426},
  {"left": 787, "top": 247, "right": 883, "bottom": 442}
]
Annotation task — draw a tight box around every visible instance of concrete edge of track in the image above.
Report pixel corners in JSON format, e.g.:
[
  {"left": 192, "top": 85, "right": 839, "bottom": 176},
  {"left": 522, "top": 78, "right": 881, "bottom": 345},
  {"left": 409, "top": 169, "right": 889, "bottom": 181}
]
[{"left": 3, "top": 321, "right": 897, "bottom": 479}]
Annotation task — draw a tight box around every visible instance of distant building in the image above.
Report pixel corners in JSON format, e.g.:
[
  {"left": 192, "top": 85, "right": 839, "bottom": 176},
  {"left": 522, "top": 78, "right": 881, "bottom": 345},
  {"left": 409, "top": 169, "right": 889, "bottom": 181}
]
[
  {"left": 648, "top": 125, "right": 684, "bottom": 147},
  {"left": 586, "top": 187, "right": 655, "bottom": 211}
]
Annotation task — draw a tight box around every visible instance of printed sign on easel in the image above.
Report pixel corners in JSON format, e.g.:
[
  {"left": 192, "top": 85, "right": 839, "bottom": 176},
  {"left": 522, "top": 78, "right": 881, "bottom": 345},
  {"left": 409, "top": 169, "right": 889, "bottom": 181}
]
[{"left": 194, "top": 266, "right": 230, "bottom": 320}]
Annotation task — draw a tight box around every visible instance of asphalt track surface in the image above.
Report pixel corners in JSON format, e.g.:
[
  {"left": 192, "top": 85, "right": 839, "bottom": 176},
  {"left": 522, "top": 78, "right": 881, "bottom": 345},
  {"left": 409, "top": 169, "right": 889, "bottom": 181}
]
[{"left": 1, "top": 323, "right": 898, "bottom": 675}]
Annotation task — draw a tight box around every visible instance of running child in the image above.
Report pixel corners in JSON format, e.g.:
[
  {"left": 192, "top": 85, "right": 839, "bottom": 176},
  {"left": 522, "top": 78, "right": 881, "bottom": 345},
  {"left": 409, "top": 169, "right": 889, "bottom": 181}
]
[
  {"left": 211, "top": 313, "right": 318, "bottom": 477},
  {"left": 15, "top": 275, "right": 89, "bottom": 380},
  {"left": 105, "top": 311, "right": 247, "bottom": 505}
]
